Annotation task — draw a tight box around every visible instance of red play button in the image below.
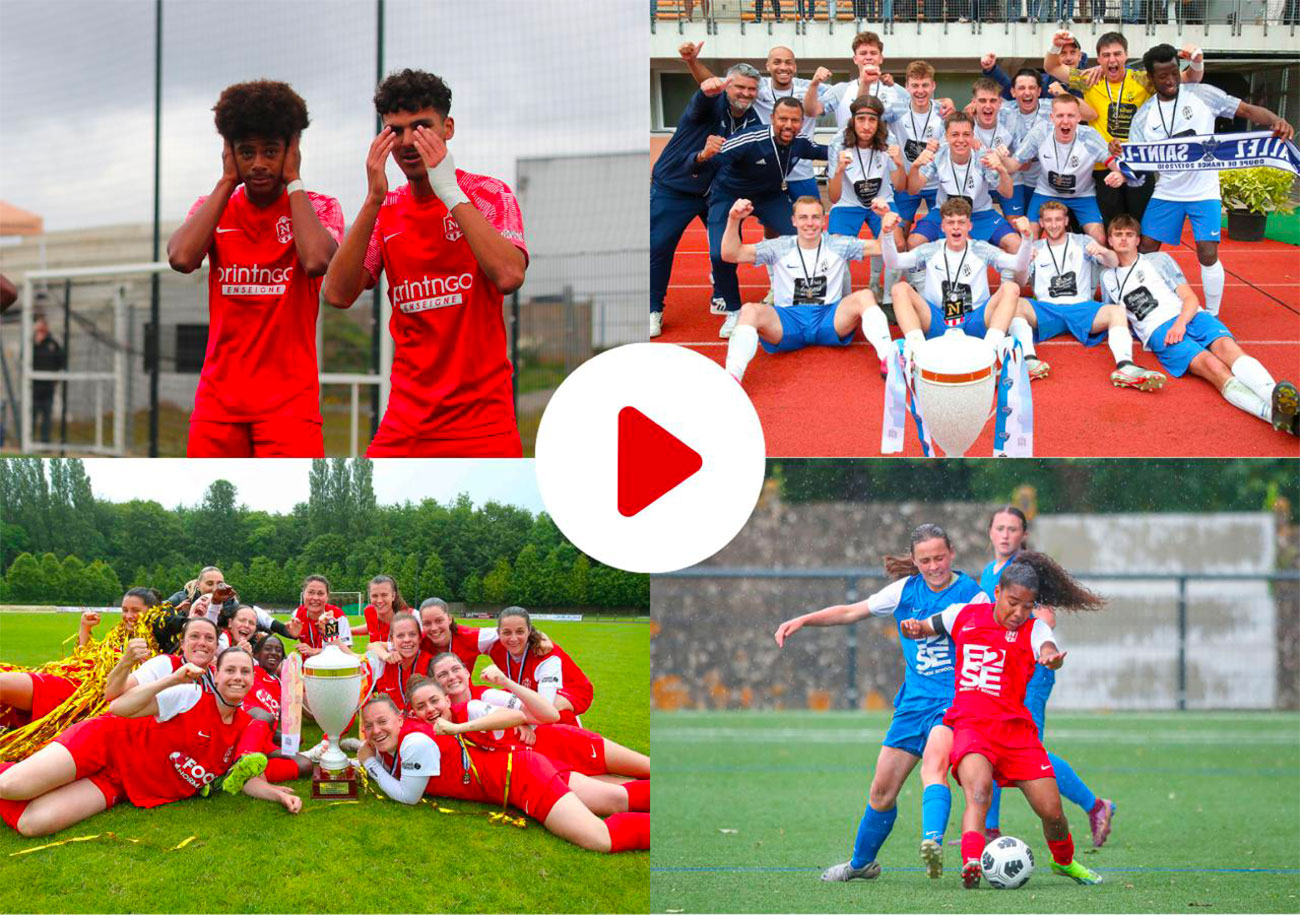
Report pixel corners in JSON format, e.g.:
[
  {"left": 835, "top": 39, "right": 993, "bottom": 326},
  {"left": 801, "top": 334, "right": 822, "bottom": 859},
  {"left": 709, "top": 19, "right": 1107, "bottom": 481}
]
[{"left": 617, "top": 406, "right": 702, "bottom": 517}]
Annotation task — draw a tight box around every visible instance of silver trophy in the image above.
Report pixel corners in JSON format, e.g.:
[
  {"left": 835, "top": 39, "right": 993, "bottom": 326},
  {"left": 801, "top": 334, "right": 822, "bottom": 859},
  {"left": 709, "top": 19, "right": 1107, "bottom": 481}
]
[
  {"left": 913, "top": 330, "right": 997, "bottom": 457},
  {"left": 302, "top": 644, "right": 364, "bottom": 798}
]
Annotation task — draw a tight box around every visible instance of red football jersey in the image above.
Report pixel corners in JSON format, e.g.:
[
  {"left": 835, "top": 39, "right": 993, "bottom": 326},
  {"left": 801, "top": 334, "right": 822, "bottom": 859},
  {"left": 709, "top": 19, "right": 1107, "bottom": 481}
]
[
  {"left": 944, "top": 602, "right": 1053, "bottom": 725},
  {"left": 361, "top": 174, "right": 528, "bottom": 442},
  {"left": 291, "top": 604, "right": 349, "bottom": 649},
  {"left": 243, "top": 666, "right": 281, "bottom": 718},
  {"left": 362, "top": 604, "right": 392, "bottom": 644},
  {"left": 422, "top": 625, "right": 498, "bottom": 668},
  {"left": 487, "top": 640, "right": 593, "bottom": 713},
  {"left": 373, "top": 652, "right": 433, "bottom": 710},
  {"left": 187, "top": 188, "right": 344, "bottom": 424},
  {"left": 377, "top": 717, "right": 493, "bottom": 804}
]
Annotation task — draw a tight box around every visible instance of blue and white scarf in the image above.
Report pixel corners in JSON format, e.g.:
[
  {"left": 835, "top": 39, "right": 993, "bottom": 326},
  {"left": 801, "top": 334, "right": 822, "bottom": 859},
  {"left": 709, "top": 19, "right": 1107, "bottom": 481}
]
[{"left": 1119, "top": 130, "right": 1300, "bottom": 181}]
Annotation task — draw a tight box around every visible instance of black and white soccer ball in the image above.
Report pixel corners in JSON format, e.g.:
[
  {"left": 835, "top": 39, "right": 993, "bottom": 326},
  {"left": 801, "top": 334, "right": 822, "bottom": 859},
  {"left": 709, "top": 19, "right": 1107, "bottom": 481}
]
[{"left": 981, "top": 835, "right": 1035, "bottom": 889}]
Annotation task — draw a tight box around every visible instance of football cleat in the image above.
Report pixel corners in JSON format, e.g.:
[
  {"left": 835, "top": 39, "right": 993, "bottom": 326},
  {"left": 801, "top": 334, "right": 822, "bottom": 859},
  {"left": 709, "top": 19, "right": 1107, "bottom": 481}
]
[
  {"left": 719, "top": 311, "right": 740, "bottom": 339},
  {"left": 983, "top": 827, "right": 1002, "bottom": 843},
  {"left": 1111, "top": 361, "right": 1165, "bottom": 392},
  {"left": 1052, "top": 860, "right": 1104, "bottom": 885},
  {"left": 1271, "top": 380, "right": 1298, "bottom": 434},
  {"left": 921, "top": 839, "right": 944, "bottom": 879},
  {"left": 820, "top": 860, "right": 882, "bottom": 882},
  {"left": 221, "top": 752, "right": 268, "bottom": 796},
  {"left": 1089, "top": 798, "right": 1117, "bottom": 847},
  {"left": 710, "top": 296, "right": 729, "bottom": 315},
  {"left": 650, "top": 311, "right": 663, "bottom": 338},
  {"left": 961, "top": 859, "right": 982, "bottom": 889},
  {"left": 1025, "top": 356, "right": 1050, "bottom": 381}
]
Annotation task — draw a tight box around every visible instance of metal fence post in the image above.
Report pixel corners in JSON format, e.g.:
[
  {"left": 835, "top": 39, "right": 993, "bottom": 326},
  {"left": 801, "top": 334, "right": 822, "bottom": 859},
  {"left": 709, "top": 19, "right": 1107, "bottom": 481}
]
[
  {"left": 1177, "top": 575, "right": 1188, "bottom": 711},
  {"left": 845, "top": 576, "right": 860, "bottom": 710}
]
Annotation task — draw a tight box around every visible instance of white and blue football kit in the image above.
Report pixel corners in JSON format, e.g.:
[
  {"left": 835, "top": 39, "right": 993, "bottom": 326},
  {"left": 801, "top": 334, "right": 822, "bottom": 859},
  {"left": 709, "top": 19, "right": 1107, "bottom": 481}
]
[
  {"left": 1027, "top": 233, "right": 1109, "bottom": 345},
  {"left": 752, "top": 233, "right": 866, "bottom": 353},
  {"left": 826, "top": 138, "right": 902, "bottom": 238},
  {"left": 883, "top": 99, "right": 944, "bottom": 224},
  {"left": 884, "top": 236, "right": 1031, "bottom": 338},
  {"left": 1013, "top": 122, "right": 1112, "bottom": 226},
  {"left": 913, "top": 147, "right": 1016, "bottom": 245},
  {"left": 754, "top": 76, "right": 834, "bottom": 201},
  {"left": 1003, "top": 99, "right": 1054, "bottom": 216},
  {"left": 971, "top": 109, "right": 1019, "bottom": 216}
]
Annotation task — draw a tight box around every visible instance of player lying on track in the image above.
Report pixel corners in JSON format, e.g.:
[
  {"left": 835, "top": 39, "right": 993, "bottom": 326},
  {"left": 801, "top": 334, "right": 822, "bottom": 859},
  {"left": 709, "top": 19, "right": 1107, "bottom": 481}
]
[{"left": 901, "top": 552, "right": 1107, "bottom": 888}]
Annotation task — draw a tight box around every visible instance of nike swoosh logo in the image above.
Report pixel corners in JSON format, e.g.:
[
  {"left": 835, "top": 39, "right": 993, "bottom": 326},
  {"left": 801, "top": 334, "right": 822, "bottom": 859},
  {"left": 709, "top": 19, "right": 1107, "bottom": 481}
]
[
  {"left": 1041, "top": 764, "right": 1052, "bottom": 770},
  {"left": 215, "top": 228, "right": 239, "bottom": 234},
  {"left": 197, "top": 731, "right": 209, "bottom": 738},
  {"left": 384, "top": 231, "right": 403, "bottom": 242}
]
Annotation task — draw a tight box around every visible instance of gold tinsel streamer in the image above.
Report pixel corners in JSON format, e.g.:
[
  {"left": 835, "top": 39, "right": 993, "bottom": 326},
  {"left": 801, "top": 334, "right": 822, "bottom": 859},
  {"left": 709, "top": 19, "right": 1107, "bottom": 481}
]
[
  {"left": 8, "top": 831, "right": 200, "bottom": 857},
  {"left": 0, "top": 604, "right": 170, "bottom": 762},
  {"left": 353, "top": 757, "right": 526, "bottom": 827}
]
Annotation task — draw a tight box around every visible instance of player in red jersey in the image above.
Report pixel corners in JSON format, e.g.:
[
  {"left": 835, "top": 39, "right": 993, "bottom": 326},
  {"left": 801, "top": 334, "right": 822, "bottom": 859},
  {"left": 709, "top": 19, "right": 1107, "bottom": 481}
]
[
  {"left": 227, "top": 635, "right": 314, "bottom": 786},
  {"left": 218, "top": 605, "right": 260, "bottom": 653},
  {"left": 363, "top": 613, "right": 433, "bottom": 710},
  {"left": 416, "top": 597, "right": 504, "bottom": 666},
  {"left": 488, "top": 607, "right": 593, "bottom": 725},
  {"left": 167, "top": 81, "right": 344, "bottom": 458},
  {"left": 288, "top": 574, "right": 352, "bottom": 657},
  {"left": 0, "top": 648, "right": 299, "bottom": 836},
  {"left": 104, "top": 616, "right": 222, "bottom": 702},
  {"left": 357, "top": 695, "right": 648, "bottom": 852},
  {"left": 322, "top": 69, "right": 528, "bottom": 457},
  {"left": 353, "top": 574, "right": 409, "bottom": 642},
  {"left": 901, "top": 552, "right": 1106, "bottom": 888},
  {"left": 1, "top": 588, "right": 157, "bottom": 729}
]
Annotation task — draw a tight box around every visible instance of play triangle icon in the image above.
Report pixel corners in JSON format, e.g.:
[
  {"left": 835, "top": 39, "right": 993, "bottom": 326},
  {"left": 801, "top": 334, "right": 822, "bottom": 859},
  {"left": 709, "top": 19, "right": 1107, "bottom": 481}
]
[{"left": 617, "top": 406, "right": 703, "bottom": 517}]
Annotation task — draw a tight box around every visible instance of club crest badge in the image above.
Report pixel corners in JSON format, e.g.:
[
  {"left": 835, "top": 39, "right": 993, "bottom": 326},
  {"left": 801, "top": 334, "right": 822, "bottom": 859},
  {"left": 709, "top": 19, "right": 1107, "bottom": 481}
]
[
  {"left": 444, "top": 214, "right": 463, "bottom": 242},
  {"left": 276, "top": 215, "right": 293, "bottom": 244}
]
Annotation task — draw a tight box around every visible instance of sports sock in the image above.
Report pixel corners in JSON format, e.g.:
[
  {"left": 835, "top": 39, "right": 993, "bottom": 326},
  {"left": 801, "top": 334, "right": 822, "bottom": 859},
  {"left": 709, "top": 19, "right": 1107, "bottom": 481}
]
[
  {"left": 904, "top": 328, "right": 926, "bottom": 353},
  {"left": 624, "top": 779, "right": 650, "bottom": 812},
  {"left": 1107, "top": 325, "right": 1133, "bottom": 365},
  {"left": 1047, "top": 833, "right": 1075, "bottom": 866},
  {"left": 1221, "top": 377, "right": 1271, "bottom": 421},
  {"left": 984, "top": 327, "right": 1006, "bottom": 351},
  {"left": 605, "top": 811, "right": 650, "bottom": 852},
  {"left": 999, "top": 267, "right": 1017, "bottom": 284},
  {"left": 264, "top": 757, "right": 301, "bottom": 783},
  {"left": 921, "top": 783, "right": 952, "bottom": 844},
  {"left": 1008, "top": 316, "right": 1036, "bottom": 358},
  {"left": 1047, "top": 751, "right": 1097, "bottom": 813},
  {"left": 960, "top": 829, "right": 984, "bottom": 864},
  {"left": 862, "top": 306, "right": 894, "bottom": 361},
  {"left": 1200, "top": 260, "right": 1225, "bottom": 315},
  {"left": 1231, "top": 355, "right": 1276, "bottom": 403},
  {"left": 850, "top": 803, "right": 897, "bottom": 868},
  {"left": 724, "top": 324, "right": 759, "bottom": 382},
  {"left": 985, "top": 783, "right": 1002, "bottom": 830}
]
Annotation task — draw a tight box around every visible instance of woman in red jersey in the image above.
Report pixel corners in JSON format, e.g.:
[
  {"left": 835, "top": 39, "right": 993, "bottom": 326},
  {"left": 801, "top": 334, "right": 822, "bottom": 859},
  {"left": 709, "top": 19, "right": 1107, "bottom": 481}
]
[
  {"left": 488, "top": 607, "right": 592, "bottom": 725},
  {"left": 230, "top": 635, "right": 314, "bottom": 786},
  {"left": 167, "top": 80, "right": 344, "bottom": 458},
  {"left": 353, "top": 575, "right": 408, "bottom": 643},
  {"left": 289, "top": 575, "right": 352, "bottom": 657},
  {"left": 364, "top": 613, "right": 433, "bottom": 711},
  {"left": 104, "top": 617, "right": 222, "bottom": 702},
  {"left": 219, "top": 605, "right": 260, "bottom": 653},
  {"left": 0, "top": 647, "right": 299, "bottom": 836},
  {"left": 357, "top": 695, "right": 648, "bottom": 853},
  {"left": 901, "top": 552, "right": 1106, "bottom": 889},
  {"left": 417, "top": 597, "right": 502, "bottom": 665}
]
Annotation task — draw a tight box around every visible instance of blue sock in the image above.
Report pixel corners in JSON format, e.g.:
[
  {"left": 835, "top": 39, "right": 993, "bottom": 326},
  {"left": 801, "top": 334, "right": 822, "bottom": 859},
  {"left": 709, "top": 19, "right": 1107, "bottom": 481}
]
[
  {"left": 921, "top": 784, "right": 952, "bottom": 844},
  {"left": 1048, "top": 750, "right": 1097, "bottom": 813},
  {"left": 850, "top": 804, "right": 897, "bottom": 868},
  {"left": 985, "top": 782, "right": 1002, "bottom": 830}
]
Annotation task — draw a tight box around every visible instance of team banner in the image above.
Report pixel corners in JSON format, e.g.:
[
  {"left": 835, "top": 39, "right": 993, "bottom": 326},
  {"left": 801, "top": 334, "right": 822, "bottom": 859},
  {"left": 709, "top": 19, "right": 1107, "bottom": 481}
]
[{"left": 1118, "top": 131, "right": 1300, "bottom": 181}]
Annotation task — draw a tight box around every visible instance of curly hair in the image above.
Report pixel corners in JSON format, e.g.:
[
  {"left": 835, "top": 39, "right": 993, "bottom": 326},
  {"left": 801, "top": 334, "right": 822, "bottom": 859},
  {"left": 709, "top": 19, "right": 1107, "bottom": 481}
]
[
  {"left": 998, "top": 551, "right": 1106, "bottom": 613},
  {"left": 373, "top": 68, "right": 452, "bottom": 117},
  {"left": 212, "top": 80, "right": 309, "bottom": 143},
  {"left": 840, "top": 96, "right": 889, "bottom": 152}
]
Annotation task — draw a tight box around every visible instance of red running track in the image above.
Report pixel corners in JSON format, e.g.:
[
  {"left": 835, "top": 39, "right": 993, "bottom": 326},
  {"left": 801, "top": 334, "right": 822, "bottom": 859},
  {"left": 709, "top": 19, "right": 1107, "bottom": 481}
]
[{"left": 655, "top": 221, "right": 1300, "bottom": 457}]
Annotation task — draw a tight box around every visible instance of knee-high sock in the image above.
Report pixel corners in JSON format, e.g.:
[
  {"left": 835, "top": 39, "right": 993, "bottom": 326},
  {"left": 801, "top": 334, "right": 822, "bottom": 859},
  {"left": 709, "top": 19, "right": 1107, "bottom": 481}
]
[
  {"left": 985, "top": 783, "right": 1002, "bottom": 830},
  {"left": 1048, "top": 751, "right": 1097, "bottom": 814},
  {"left": 1200, "top": 260, "right": 1225, "bottom": 315},
  {"left": 725, "top": 324, "right": 760, "bottom": 381},
  {"left": 921, "top": 784, "right": 952, "bottom": 844},
  {"left": 850, "top": 804, "right": 897, "bottom": 868},
  {"left": 1231, "top": 355, "right": 1276, "bottom": 403},
  {"left": 1107, "top": 325, "right": 1133, "bottom": 365},
  {"left": 1222, "top": 377, "right": 1271, "bottom": 421},
  {"left": 264, "top": 757, "right": 301, "bottom": 783},
  {"left": 1009, "top": 316, "right": 1036, "bottom": 359},
  {"left": 960, "top": 829, "right": 984, "bottom": 864},
  {"left": 605, "top": 812, "right": 651, "bottom": 852},
  {"left": 862, "top": 306, "right": 893, "bottom": 361},
  {"left": 1047, "top": 833, "right": 1075, "bottom": 866},
  {"left": 984, "top": 327, "right": 1006, "bottom": 350},
  {"left": 624, "top": 779, "right": 650, "bottom": 812}
]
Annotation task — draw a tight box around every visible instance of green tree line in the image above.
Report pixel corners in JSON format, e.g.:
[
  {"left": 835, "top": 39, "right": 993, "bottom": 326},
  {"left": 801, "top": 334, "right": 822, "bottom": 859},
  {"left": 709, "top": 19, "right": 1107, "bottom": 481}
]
[{"left": 0, "top": 459, "right": 648, "bottom": 610}]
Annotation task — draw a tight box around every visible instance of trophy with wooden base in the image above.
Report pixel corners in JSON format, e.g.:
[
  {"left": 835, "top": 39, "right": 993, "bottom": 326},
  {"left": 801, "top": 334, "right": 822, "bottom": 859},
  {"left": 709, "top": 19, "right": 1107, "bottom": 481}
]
[{"left": 302, "top": 644, "right": 365, "bottom": 799}]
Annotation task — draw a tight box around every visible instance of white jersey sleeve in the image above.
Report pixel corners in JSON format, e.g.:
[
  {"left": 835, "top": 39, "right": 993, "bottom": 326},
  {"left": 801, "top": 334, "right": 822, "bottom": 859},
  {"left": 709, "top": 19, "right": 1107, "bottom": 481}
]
[
  {"left": 334, "top": 614, "right": 353, "bottom": 647},
  {"left": 476, "top": 627, "right": 500, "bottom": 652},
  {"left": 153, "top": 682, "right": 203, "bottom": 722},
  {"left": 1189, "top": 82, "right": 1242, "bottom": 119},
  {"left": 754, "top": 236, "right": 793, "bottom": 268},
  {"left": 1150, "top": 252, "right": 1188, "bottom": 288},
  {"left": 253, "top": 606, "right": 276, "bottom": 631},
  {"left": 1013, "top": 121, "right": 1049, "bottom": 165},
  {"left": 134, "top": 654, "right": 177, "bottom": 686},
  {"left": 827, "top": 233, "right": 868, "bottom": 262},
  {"left": 1078, "top": 125, "right": 1111, "bottom": 165},
  {"left": 865, "top": 578, "right": 907, "bottom": 617},
  {"left": 1030, "top": 619, "right": 1057, "bottom": 657},
  {"left": 362, "top": 732, "right": 439, "bottom": 804},
  {"left": 532, "top": 654, "right": 563, "bottom": 703},
  {"left": 937, "top": 603, "right": 965, "bottom": 633},
  {"left": 477, "top": 688, "right": 525, "bottom": 712}
]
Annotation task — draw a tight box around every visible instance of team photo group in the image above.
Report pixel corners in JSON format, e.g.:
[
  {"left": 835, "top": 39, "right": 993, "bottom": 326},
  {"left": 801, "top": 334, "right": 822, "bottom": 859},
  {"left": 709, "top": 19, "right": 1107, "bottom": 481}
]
[{"left": 650, "top": 25, "right": 1300, "bottom": 445}]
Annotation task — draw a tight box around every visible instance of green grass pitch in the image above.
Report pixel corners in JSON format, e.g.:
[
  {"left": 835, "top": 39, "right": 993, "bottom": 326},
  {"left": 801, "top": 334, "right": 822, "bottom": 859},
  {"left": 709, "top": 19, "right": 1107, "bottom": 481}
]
[
  {"left": 651, "top": 709, "right": 1300, "bottom": 913},
  {"left": 0, "top": 612, "right": 648, "bottom": 914}
]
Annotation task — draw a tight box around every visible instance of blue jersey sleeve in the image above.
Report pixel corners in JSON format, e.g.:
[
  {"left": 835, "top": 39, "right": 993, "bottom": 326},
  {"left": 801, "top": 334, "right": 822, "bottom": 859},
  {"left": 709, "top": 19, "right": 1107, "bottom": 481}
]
[{"left": 793, "top": 136, "right": 830, "bottom": 161}]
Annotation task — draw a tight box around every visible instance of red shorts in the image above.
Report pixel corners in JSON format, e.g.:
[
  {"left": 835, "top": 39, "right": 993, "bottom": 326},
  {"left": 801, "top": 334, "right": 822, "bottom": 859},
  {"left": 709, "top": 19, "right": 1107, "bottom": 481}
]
[
  {"left": 950, "top": 718, "right": 1054, "bottom": 788},
  {"left": 53, "top": 717, "right": 126, "bottom": 808},
  {"left": 533, "top": 724, "right": 606, "bottom": 777},
  {"left": 502, "top": 749, "right": 571, "bottom": 822},
  {"left": 365, "top": 427, "right": 523, "bottom": 458},
  {"left": 188, "top": 418, "right": 324, "bottom": 458},
  {"left": 28, "top": 673, "right": 80, "bottom": 720}
]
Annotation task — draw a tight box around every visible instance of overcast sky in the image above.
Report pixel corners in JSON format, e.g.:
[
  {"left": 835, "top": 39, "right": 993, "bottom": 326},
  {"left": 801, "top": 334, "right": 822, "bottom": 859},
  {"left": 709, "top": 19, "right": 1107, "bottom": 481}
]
[
  {"left": 82, "top": 458, "right": 546, "bottom": 513},
  {"left": 0, "top": 0, "right": 644, "bottom": 232}
]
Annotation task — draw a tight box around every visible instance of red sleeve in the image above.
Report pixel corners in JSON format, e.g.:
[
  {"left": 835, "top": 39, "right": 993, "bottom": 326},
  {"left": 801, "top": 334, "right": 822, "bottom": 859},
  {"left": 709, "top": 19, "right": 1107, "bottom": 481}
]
[
  {"left": 186, "top": 196, "right": 208, "bottom": 221},
  {"left": 361, "top": 195, "right": 393, "bottom": 286},
  {"left": 460, "top": 172, "right": 529, "bottom": 261},
  {"left": 308, "top": 192, "right": 345, "bottom": 243}
]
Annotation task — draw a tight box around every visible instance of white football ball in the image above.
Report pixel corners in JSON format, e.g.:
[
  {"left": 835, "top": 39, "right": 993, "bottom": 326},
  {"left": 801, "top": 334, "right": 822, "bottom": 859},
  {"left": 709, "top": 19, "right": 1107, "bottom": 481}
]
[{"left": 981, "top": 835, "right": 1035, "bottom": 889}]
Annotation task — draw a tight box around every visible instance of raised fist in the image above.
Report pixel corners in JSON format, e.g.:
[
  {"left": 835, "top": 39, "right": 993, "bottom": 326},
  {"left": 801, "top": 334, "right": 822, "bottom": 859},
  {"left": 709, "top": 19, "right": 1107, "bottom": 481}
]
[
  {"left": 838, "top": 150, "right": 853, "bottom": 173},
  {"left": 698, "top": 134, "right": 725, "bottom": 162},
  {"left": 730, "top": 198, "right": 755, "bottom": 221},
  {"left": 887, "top": 144, "right": 903, "bottom": 167},
  {"left": 81, "top": 610, "right": 102, "bottom": 629},
  {"left": 479, "top": 664, "right": 507, "bottom": 687},
  {"left": 1178, "top": 44, "right": 1203, "bottom": 65},
  {"left": 981, "top": 53, "right": 997, "bottom": 71},
  {"left": 1053, "top": 30, "right": 1074, "bottom": 48},
  {"left": 811, "top": 66, "right": 833, "bottom": 84},
  {"left": 1104, "top": 170, "right": 1125, "bottom": 188},
  {"left": 871, "top": 197, "right": 892, "bottom": 216},
  {"left": 881, "top": 211, "right": 901, "bottom": 234},
  {"left": 1012, "top": 216, "right": 1032, "bottom": 236},
  {"left": 679, "top": 40, "right": 704, "bottom": 61},
  {"left": 1084, "top": 240, "right": 1108, "bottom": 259},
  {"left": 124, "top": 637, "right": 152, "bottom": 663},
  {"left": 1046, "top": 81, "right": 1067, "bottom": 97},
  {"left": 701, "top": 76, "right": 731, "bottom": 96}
]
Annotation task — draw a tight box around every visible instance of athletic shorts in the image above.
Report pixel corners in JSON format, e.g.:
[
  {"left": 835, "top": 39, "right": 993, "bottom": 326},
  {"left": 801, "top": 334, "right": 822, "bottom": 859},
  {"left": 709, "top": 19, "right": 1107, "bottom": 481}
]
[
  {"left": 995, "top": 184, "right": 1034, "bottom": 218},
  {"left": 883, "top": 700, "right": 951, "bottom": 757},
  {"left": 785, "top": 177, "right": 820, "bottom": 203},
  {"left": 912, "top": 207, "right": 1016, "bottom": 246},
  {"left": 28, "top": 672, "right": 80, "bottom": 721},
  {"left": 504, "top": 749, "right": 571, "bottom": 822},
  {"left": 53, "top": 716, "right": 126, "bottom": 808},
  {"left": 188, "top": 418, "right": 324, "bottom": 458},
  {"left": 1028, "top": 192, "right": 1103, "bottom": 227},
  {"left": 1142, "top": 197, "right": 1222, "bottom": 245},
  {"left": 1148, "top": 311, "right": 1234, "bottom": 378},
  {"left": 924, "top": 301, "right": 990, "bottom": 340},
  {"left": 761, "top": 303, "right": 855, "bottom": 354},
  {"left": 532, "top": 724, "right": 607, "bottom": 777},
  {"left": 365, "top": 428, "right": 524, "bottom": 458},
  {"left": 1024, "top": 666, "right": 1056, "bottom": 739},
  {"left": 948, "top": 717, "right": 1054, "bottom": 787},
  {"left": 894, "top": 188, "right": 938, "bottom": 225},
  {"left": 1029, "top": 299, "right": 1107, "bottom": 346},
  {"left": 828, "top": 201, "right": 899, "bottom": 239}
]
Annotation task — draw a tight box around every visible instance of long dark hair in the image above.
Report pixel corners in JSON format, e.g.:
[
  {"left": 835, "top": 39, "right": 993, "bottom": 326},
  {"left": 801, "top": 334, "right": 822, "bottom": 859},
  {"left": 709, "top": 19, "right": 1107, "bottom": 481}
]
[
  {"left": 988, "top": 505, "right": 1030, "bottom": 555},
  {"left": 369, "top": 574, "right": 410, "bottom": 613},
  {"left": 498, "top": 606, "right": 545, "bottom": 653},
  {"left": 998, "top": 552, "right": 1106, "bottom": 613},
  {"left": 123, "top": 586, "right": 161, "bottom": 607},
  {"left": 841, "top": 95, "right": 888, "bottom": 151},
  {"left": 419, "top": 597, "right": 458, "bottom": 638},
  {"left": 883, "top": 523, "right": 953, "bottom": 580}
]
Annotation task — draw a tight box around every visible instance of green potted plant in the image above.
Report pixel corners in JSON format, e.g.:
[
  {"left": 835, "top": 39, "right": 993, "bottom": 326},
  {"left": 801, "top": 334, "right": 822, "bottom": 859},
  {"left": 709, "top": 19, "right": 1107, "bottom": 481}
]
[{"left": 1219, "top": 166, "right": 1296, "bottom": 242}]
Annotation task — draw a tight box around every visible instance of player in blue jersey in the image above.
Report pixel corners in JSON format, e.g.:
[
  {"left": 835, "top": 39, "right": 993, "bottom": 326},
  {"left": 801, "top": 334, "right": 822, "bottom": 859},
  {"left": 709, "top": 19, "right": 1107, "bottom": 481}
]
[
  {"left": 977, "top": 506, "right": 1118, "bottom": 849},
  {"left": 773, "top": 523, "right": 987, "bottom": 882}
]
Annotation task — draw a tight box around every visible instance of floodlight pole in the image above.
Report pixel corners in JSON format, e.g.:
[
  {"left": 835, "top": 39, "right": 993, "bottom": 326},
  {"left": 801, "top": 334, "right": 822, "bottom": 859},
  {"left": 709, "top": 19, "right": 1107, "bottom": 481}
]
[{"left": 148, "top": 0, "right": 163, "bottom": 456}]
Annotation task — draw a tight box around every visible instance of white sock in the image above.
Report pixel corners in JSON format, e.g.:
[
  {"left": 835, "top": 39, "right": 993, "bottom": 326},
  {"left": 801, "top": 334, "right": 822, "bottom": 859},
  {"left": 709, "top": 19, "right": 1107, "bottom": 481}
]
[
  {"left": 862, "top": 306, "right": 893, "bottom": 361},
  {"left": 1107, "top": 325, "right": 1133, "bottom": 365},
  {"left": 1009, "top": 316, "right": 1036, "bottom": 358},
  {"left": 1222, "top": 377, "right": 1271, "bottom": 421},
  {"left": 904, "top": 328, "right": 926, "bottom": 352},
  {"left": 1200, "top": 260, "right": 1225, "bottom": 315},
  {"left": 725, "top": 324, "right": 759, "bottom": 382},
  {"left": 984, "top": 327, "right": 1006, "bottom": 350},
  {"left": 1231, "top": 355, "right": 1276, "bottom": 403}
]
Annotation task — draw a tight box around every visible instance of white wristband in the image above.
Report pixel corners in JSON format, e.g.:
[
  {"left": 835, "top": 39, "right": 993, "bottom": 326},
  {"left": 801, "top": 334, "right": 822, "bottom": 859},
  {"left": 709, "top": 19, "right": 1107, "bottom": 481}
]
[
  {"left": 1189, "top": 52, "right": 1204, "bottom": 72},
  {"left": 285, "top": 179, "right": 305, "bottom": 195},
  {"left": 427, "top": 152, "right": 469, "bottom": 210}
]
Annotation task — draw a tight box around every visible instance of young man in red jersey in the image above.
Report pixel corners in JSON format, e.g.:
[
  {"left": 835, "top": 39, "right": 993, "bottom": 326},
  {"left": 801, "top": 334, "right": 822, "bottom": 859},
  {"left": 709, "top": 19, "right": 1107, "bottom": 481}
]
[
  {"left": 323, "top": 69, "right": 528, "bottom": 457},
  {"left": 168, "top": 81, "right": 343, "bottom": 458}
]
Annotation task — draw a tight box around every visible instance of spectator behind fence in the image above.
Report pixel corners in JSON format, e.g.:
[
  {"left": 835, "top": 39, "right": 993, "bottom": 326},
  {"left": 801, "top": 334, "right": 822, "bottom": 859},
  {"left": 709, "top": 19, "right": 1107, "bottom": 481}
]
[{"left": 31, "top": 316, "right": 64, "bottom": 444}]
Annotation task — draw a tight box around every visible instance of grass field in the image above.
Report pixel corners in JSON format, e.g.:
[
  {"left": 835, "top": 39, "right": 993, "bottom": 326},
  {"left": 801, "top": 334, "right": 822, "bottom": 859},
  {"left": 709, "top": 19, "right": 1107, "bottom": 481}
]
[
  {"left": 651, "top": 710, "right": 1300, "bottom": 914},
  {"left": 0, "top": 612, "right": 649, "bottom": 914}
]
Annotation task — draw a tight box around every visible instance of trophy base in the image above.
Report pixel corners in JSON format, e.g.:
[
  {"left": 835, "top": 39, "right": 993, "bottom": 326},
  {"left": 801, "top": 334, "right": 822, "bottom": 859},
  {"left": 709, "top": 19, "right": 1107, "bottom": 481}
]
[{"left": 312, "top": 764, "right": 358, "bottom": 800}]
